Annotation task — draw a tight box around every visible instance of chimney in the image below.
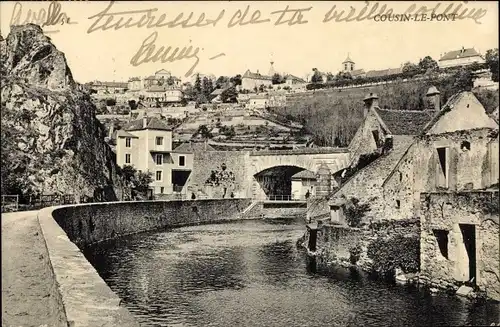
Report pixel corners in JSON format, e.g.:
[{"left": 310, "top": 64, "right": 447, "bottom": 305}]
[
  {"left": 363, "top": 93, "right": 379, "bottom": 117},
  {"left": 142, "top": 113, "right": 148, "bottom": 128},
  {"left": 426, "top": 86, "right": 441, "bottom": 111}
]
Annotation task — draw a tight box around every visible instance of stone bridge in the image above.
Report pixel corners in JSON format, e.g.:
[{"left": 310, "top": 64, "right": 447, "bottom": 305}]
[{"left": 247, "top": 148, "right": 351, "bottom": 199}]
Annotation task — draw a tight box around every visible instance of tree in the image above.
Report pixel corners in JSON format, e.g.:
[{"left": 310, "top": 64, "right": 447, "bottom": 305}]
[
  {"left": 202, "top": 77, "right": 214, "bottom": 98},
  {"left": 485, "top": 48, "right": 499, "bottom": 82},
  {"left": 259, "top": 84, "right": 265, "bottom": 92},
  {"left": 311, "top": 68, "right": 323, "bottom": 83},
  {"left": 326, "top": 72, "right": 335, "bottom": 82},
  {"left": 453, "top": 67, "right": 473, "bottom": 91},
  {"left": 402, "top": 62, "right": 419, "bottom": 76},
  {"left": 196, "top": 125, "right": 212, "bottom": 139},
  {"left": 194, "top": 74, "right": 202, "bottom": 93},
  {"left": 220, "top": 86, "right": 238, "bottom": 103},
  {"left": 205, "top": 163, "right": 236, "bottom": 198},
  {"left": 105, "top": 98, "right": 116, "bottom": 106},
  {"left": 418, "top": 56, "right": 439, "bottom": 72},
  {"left": 128, "top": 100, "right": 138, "bottom": 110},
  {"left": 216, "top": 76, "right": 230, "bottom": 89},
  {"left": 272, "top": 73, "right": 285, "bottom": 85},
  {"left": 120, "top": 165, "right": 153, "bottom": 199},
  {"left": 230, "top": 74, "right": 242, "bottom": 86}
]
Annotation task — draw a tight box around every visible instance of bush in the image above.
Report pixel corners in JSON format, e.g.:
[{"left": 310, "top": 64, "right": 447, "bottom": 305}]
[
  {"left": 367, "top": 234, "right": 420, "bottom": 275},
  {"left": 349, "top": 244, "right": 362, "bottom": 264},
  {"left": 343, "top": 197, "right": 370, "bottom": 227}
]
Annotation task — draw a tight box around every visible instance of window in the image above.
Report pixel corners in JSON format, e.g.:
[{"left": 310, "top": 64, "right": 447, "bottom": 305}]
[
  {"left": 179, "top": 155, "right": 186, "bottom": 167},
  {"left": 125, "top": 137, "right": 131, "bottom": 148},
  {"left": 156, "top": 154, "right": 163, "bottom": 165},
  {"left": 344, "top": 64, "right": 348, "bottom": 71},
  {"left": 160, "top": 187, "right": 164, "bottom": 194},
  {"left": 399, "top": 172, "right": 403, "bottom": 182},
  {"left": 372, "top": 130, "right": 380, "bottom": 146},
  {"left": 432, "top": 229, "right": 449, "bottom": 259},
  {"left": 156, "top": 137, "right": 163, "bottom": 146},
  {"left": 125, "top": 154, "right": 131, "bottom": 164},
  {"left": 461, "top": 141, "right": 471, "bottom": 151},
  {"left": 396, "top": 200, "right": 400, "bottom": 209},
  {"left": 436, "top": 147, "right": 449, "bottom": 188},
  {"left": 155, "top": 171, "right": 162, "bottom": 181}
]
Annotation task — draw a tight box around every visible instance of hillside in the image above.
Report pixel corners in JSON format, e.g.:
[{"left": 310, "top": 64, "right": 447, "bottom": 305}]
[
  {"left": 1, "top": 24, "right": 123, "bottom": 200},
  {"left": 280, "top": 75, "right": 498, "bottom": 147}
]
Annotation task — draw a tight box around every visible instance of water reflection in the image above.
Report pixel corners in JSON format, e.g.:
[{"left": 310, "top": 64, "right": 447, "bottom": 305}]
[{"left": 83, "top": 220, "right": 499, "bottom": 327}]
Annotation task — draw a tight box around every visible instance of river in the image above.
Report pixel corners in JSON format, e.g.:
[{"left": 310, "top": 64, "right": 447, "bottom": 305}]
[{"left": 83, "top": 219, "right": 499, "bottom": 327}]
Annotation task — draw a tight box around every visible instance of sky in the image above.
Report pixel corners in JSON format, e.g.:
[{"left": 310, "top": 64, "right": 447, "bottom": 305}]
[{"left": 0, "top": 1, "right": 498, "bottom": 83}]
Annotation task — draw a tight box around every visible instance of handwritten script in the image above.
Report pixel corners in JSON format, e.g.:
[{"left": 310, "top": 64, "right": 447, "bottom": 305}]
[
  {"left": 9, "top": 1, "right": 490, "bottom": 77},
  {"left": 10, "top": 1, "right": 77, "bottom": 34}
]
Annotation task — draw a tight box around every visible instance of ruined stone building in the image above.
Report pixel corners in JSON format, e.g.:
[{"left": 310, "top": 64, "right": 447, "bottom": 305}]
[{"left": 316, "top": 86, "right": 499, "bottom": 300}]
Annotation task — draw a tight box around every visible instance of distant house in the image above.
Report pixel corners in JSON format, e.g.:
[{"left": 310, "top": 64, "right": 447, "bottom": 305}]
[
  {"left": 87, "top": 81, "right": 128, "bottom": 95},
  {"left": 438, "top": 47, "right": 485, "bottom": 69},
  {"left": 128, "top": 77, "right": 142, "bottom": 91},
  {"left": 284, "top": 74, "right": 307, "bottom": 91},
  {"left": 142, "top": 85, "right": 183, "bottom": 105},
  {"left": 116, "top": 116, "right": 193, "bottom": 196},
  {"left": 241, "top": 70, "right": 273, "bottom": 91},
  {"left": 365, "top": 67, "right": 403, "bottom": 78},
  {"left": 291, "top": 170, "right": 317, "bottom": 200},
  {"left": 247, "top": 94, "right": 269, "bottom": 109}
]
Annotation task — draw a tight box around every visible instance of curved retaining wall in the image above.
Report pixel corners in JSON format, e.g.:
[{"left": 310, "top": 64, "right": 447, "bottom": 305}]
[{"left": 37, "top": 198, "right": 252, "bottom": 327}]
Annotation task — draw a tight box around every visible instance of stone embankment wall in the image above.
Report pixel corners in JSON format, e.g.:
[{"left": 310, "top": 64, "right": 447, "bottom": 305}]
[
  {"left": 52, "top": 199, "right": 252, "bottom": 247},
  {"left": 38, "top": 198, "right": 252, "bottom": 327},
  {"left": 420, "top": 191, "right": 499, "bottom": 301},
  {"left": 302, "top": 218, "right": 420, "bottom": 273},
  {"left": 243, "top": 201, "right": 308, "bottom": 219}
]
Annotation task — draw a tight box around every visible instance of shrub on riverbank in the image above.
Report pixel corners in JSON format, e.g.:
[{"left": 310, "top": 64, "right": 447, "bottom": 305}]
[{"left": 366, "top": 234, "right": 420, "bottom": 275}]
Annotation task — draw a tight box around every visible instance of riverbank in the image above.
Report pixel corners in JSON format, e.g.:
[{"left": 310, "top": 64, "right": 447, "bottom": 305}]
[{"left": 1, "top": 211, "right": 67, "bottom": 327}]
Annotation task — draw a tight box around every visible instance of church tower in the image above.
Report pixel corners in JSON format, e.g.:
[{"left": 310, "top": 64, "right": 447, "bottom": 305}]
[
  {"left": 342, "top": 53, "right": 355, "bottom": 72},
  {"left": 268, "top": 53, "right": 276, "bottom": 76}
]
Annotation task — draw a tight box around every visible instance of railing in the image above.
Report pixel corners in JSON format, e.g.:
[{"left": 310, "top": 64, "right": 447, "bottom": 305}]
[
  {"left": 1, "top": 195, "right": 19, "bottom": 212},
  {"left": 1, "top": 194, "right": 77, "bottom": 213},
  {"left": 266, "top": 195, "right": 306, "bottom": 201}
]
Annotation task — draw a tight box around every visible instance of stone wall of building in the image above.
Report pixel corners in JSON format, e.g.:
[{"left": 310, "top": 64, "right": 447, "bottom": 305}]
[
  {"left": 419, "top": 191, "right": 499, "bottom": 301},
  {"left": 188, "top": 150, "right": 252, "bottom": 198},
  {"left": 52, "top": 199, "right": 252, "bottom": 247},
  {"left": 302, "top": 219, "right": 420, "bottom": 272}
]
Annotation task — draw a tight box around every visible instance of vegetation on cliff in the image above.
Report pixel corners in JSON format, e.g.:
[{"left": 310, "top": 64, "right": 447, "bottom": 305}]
[
  {"left": 1, "top": 24, "right": 124, "bottom": 200},
  {"left": 280, "top": 68, "right": 499, "bottom": 147}
]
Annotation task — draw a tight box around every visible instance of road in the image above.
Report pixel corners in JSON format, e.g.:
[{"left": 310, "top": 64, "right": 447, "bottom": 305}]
[{"left": 1, "top": 211, "right": 67, "bottom": 327}]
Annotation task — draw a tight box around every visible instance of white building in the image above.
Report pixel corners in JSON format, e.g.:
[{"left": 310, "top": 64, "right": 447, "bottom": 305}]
[
  {"left": 115, "top": 116, "right": 193, "bottom": 195},
  {"left": 241, "top": 70, "right": 273, "bottom": 91},
  {"left": 247, "top": 94, "right": 269, "bottom": 109},
  {"left": 438, "top": 47, "right": 485, "bottom": 69}
]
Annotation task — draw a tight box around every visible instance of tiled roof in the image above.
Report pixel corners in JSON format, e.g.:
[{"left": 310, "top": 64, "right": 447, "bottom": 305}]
[
  {"left": 243, "top": 70, "right": 272, "bottom": 81},
  {"left": 285, "top": 74, "right": 306, "bottom": 83},
  {"left": 173, "top": 142, "right": 215, "bottom": 153},
  {"left": 292, "top": 170, "right": 317, "bottom": 180},
  {"left": 366, "top": 68, "right": 402, "bottom": 78},
  {"left": 439, "top": 48, "right": 482, "bottom": 61},
  {"left": 115, "top": 130, "right": 139, "bottom": 138},
  {"left": 124, "top": 117, "right": 172, "bottom": 131},
  {"left": 374, "top": 108, "right": 435, "bottom": 135},
  {"left": 128, "top": 77, "right": 140, "bottom": 81},
  {"left": 343, "top": 55, "right": 354, "bottom": 63},
  {"left": 351, "top": 69, "right": 366, "bottom": 76},
  {"left": 155, "top": 69, "right": 170, "bottom": 74}
]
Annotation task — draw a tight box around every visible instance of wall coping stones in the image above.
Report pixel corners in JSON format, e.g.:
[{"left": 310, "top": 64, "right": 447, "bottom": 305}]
[{"left": 38, "top": 205, "right": 140, "bottom": 327}]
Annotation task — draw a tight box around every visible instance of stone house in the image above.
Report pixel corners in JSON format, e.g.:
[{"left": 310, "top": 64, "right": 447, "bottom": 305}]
[
  {"left": 327, "top": 92, "right": 436, "bottom": 223},
  {"left": 241, "top": 70, "right": 273, "bottom": 91},
  {"left": 382, "top": 91, "right": 499, "bottom": 222}
]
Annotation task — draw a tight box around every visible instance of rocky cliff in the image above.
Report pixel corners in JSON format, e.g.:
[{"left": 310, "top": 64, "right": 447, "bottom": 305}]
[{"left": 1, "top": 24, "right": 123, "bottom": 200}]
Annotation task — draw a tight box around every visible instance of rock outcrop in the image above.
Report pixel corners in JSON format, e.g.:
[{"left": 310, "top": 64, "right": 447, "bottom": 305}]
[{"left": 1, "top": 24, "right": 123, "bottom": 201}]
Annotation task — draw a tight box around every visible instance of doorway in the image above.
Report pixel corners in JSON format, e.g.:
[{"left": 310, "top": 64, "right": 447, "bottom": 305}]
[
  {"left": 308, "top": 229, "right": 318, "bottom": 252},
  {"left": 459, "top": 224, "right": 476, "bottom": 283}
]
